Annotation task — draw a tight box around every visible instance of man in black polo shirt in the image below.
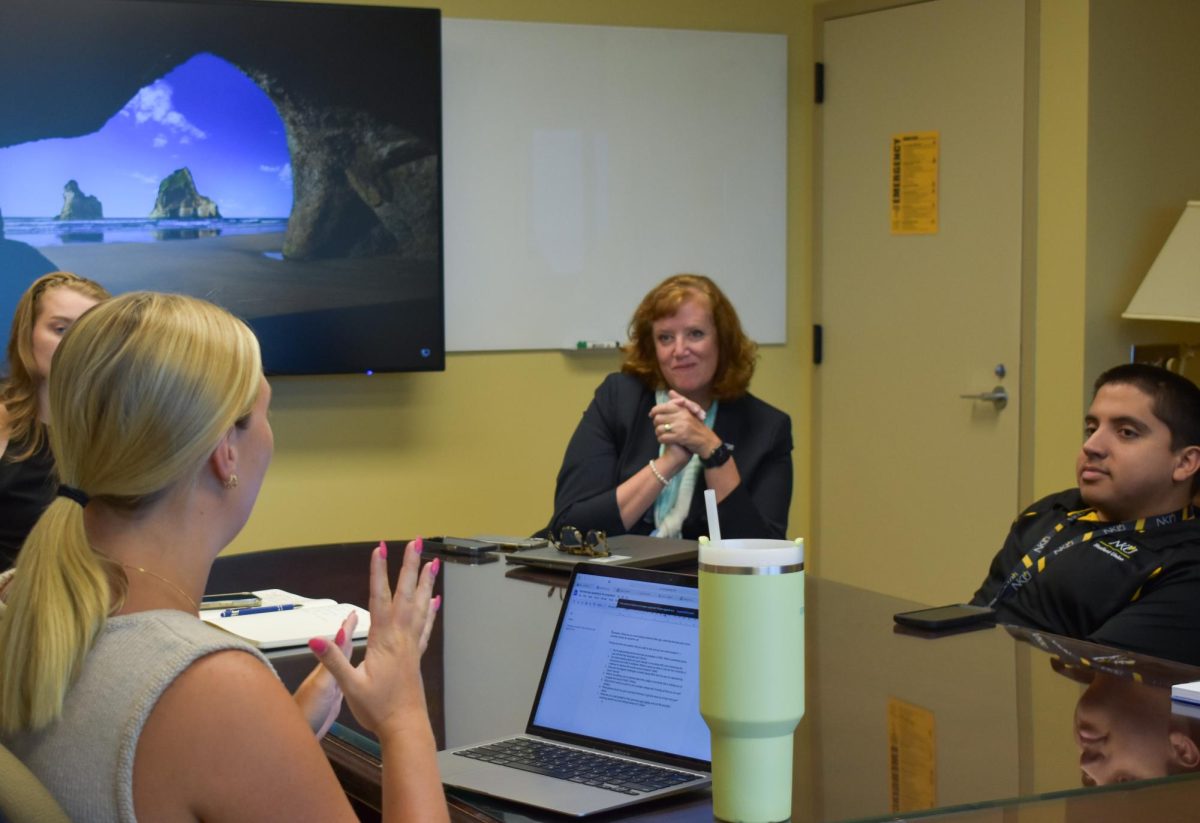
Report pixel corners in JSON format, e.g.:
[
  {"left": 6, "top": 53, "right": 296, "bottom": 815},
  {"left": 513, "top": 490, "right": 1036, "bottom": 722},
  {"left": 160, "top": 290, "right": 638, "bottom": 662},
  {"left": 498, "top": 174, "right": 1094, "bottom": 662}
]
[{"left": 972, "top": 363, "right": 1200, "bottom": 665}]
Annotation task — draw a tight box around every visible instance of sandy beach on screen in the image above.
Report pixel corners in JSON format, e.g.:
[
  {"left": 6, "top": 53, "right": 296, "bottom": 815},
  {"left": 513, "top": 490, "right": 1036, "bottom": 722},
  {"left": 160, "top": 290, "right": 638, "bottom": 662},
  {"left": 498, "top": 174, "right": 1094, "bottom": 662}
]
[{"left": 36, "top": 231, "right": 437, "bottom": 320}]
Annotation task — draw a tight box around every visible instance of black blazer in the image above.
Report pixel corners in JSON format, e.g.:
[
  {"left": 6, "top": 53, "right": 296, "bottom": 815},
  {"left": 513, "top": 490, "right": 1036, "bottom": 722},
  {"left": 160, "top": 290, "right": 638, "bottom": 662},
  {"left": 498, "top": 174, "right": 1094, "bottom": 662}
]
[{"left": 549, "top": 372, "right": 793, "bottom": 540}]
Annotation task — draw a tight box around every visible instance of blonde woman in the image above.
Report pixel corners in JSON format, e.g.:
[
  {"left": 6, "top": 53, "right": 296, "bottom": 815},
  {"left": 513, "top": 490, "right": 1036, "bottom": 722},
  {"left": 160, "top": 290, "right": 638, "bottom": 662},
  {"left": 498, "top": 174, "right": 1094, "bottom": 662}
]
[
  {"left": 0, "top": 292, "right": 448, "bottom": 822},
  {"left": 0, "top": 271, "right": 109, "bottom": 566}
]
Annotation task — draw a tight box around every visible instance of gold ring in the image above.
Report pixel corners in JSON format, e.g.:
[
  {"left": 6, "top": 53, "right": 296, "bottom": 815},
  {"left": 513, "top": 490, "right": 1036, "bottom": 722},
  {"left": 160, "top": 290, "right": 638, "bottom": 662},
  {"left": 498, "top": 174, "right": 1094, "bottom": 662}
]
[{"left": 664, "top": 422, "right": 672, "bottom": 432}]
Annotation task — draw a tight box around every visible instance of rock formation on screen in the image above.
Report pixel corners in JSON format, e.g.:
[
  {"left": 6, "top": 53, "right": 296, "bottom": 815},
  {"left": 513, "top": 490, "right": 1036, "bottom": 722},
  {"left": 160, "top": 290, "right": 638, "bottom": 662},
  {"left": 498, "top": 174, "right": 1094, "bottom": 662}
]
[
  {"left": 56, "top": 180, "right": 103, "bottom": 220},
  {"left": 149, "top": 168, "right": 221, "bottom": 219},
  {"left": 252, "top": 96, "right": 438, "bottom": 260}
]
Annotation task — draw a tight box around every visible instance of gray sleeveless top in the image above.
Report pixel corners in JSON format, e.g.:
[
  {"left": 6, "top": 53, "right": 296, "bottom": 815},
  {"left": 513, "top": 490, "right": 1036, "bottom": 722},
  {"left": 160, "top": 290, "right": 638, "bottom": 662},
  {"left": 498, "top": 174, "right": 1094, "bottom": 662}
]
[{"left": 2, "top": 609, "right": 273, "bottom": 822}]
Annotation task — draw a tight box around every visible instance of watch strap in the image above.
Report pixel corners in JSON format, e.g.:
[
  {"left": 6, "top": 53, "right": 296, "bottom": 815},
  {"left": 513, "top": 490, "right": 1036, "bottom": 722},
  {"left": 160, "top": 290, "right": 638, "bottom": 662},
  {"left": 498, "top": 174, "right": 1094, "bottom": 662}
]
[{"left": 701, "top": 441, "right": 735, "bottom": 469}]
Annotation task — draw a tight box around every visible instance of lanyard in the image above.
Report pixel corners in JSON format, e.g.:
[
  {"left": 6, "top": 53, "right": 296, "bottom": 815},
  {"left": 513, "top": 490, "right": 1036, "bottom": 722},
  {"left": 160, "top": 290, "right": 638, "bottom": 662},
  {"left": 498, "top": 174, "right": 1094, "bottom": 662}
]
[
  {"left": 987, "top": 504, "right": 1196, "bottom": 607},
  {"left": 1022, "top": 630, "right": 1143, "bottom": 681}
]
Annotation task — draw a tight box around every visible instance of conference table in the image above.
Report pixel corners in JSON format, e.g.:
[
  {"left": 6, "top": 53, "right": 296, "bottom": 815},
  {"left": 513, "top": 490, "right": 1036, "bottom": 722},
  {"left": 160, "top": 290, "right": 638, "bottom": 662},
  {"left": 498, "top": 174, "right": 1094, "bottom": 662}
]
[{"left": 208, "top": 541, "right": 1200, "bottom": 822}]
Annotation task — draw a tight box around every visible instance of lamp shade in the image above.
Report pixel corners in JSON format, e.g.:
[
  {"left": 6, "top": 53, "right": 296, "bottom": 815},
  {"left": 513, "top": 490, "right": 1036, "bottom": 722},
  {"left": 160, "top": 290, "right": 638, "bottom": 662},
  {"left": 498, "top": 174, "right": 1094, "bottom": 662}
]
[{"left": 1123, "top": 201, "right": 1200, "bottom": 323}]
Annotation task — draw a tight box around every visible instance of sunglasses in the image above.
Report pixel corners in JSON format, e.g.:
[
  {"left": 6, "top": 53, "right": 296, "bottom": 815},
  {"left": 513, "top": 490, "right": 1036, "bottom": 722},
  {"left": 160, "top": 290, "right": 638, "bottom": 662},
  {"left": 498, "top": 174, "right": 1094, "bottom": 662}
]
[{"left": 548, "top": 526, "right": 611, "bottom": 558}]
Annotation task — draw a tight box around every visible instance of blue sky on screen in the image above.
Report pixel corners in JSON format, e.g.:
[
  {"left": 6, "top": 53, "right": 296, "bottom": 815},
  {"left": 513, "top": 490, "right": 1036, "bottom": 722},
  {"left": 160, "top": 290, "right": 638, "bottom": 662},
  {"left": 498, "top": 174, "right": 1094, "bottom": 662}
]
[{"left": 0, "top": 53, "right": 293, "bottom": 219}]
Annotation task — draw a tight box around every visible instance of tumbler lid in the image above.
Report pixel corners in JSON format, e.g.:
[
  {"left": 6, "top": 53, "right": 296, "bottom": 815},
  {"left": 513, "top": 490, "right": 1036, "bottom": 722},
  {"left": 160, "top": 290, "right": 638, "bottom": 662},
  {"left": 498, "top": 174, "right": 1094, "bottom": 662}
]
[{"left": 699, "top": 537, "right": 804, "bottom": 574}]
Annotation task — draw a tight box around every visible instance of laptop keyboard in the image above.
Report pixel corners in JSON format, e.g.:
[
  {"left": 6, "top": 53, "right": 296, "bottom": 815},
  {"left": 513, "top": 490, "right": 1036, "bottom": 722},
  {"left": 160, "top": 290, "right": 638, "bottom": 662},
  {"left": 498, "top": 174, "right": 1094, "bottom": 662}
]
[{"left": 454, "top": 738, "right": 700, "bottom": 795}]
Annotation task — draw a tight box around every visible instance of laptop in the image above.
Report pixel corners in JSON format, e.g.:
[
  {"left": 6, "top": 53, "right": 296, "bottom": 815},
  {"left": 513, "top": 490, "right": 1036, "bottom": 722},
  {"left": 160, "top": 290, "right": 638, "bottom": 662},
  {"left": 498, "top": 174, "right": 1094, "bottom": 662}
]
[
  {"left": 504, "top": 534, "right": 699, "bottom": 572},
  {"left": 437, "top": 563, "right": 712, "bottom": 817}
]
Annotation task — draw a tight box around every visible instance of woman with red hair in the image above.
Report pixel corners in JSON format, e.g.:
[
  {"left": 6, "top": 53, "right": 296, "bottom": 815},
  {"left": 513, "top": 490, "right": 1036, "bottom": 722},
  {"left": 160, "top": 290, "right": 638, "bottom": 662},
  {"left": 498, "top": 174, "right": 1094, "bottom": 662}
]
[{"left": 548, "top": 274, "right": 792, "bottom": 541}]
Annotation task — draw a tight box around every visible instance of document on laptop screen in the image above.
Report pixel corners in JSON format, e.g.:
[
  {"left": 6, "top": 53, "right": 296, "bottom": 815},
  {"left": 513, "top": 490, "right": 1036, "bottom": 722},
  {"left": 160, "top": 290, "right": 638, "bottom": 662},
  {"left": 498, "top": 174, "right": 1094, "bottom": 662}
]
[{"left": 531, "top": 574, "right": 711, "bottom": 761}]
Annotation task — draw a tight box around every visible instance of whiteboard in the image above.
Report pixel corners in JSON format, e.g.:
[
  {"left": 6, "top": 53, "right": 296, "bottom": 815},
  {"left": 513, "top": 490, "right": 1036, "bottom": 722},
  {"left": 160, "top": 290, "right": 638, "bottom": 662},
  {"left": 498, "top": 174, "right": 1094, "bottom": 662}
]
[{"left": 442, "top": 20, "right": 788, "bottom": 351}]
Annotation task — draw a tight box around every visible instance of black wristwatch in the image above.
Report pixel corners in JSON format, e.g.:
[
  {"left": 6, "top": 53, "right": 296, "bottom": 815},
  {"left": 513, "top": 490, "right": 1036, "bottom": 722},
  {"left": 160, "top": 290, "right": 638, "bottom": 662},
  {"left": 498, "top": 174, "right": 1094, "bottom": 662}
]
[{"left": 701, "top": 441, "right": 735, "bottom": 469}]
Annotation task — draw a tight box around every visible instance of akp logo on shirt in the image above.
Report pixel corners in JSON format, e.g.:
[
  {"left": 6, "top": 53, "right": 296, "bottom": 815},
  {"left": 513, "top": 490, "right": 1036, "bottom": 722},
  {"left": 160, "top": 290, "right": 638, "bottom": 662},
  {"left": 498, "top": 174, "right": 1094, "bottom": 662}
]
[{"left": 1092, "top": 539, "right": 1138, "bottom": 561}]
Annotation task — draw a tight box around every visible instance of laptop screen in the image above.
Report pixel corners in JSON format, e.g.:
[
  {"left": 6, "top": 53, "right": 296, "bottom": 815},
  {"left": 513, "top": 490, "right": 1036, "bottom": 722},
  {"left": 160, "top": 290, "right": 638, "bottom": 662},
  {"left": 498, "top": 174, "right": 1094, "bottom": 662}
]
[{"left": 529, "top": 567, "right": 711, "bottom": 763}]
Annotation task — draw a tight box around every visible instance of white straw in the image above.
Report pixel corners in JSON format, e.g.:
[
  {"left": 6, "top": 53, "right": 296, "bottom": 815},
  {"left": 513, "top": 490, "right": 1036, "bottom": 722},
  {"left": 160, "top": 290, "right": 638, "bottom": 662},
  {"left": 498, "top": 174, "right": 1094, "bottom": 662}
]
[{"left": 704, "top": 488, "right": 722, "bottom": 544}]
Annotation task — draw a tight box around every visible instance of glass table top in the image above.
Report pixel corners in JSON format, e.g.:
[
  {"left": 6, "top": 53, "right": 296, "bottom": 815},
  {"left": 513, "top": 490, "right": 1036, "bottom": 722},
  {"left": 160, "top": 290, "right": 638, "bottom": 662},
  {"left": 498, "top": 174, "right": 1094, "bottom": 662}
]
[
  {"left": 219, "top": 541, "right": 1200, "bottom": 821},
  {"left": 433, "top": 554, "right": 1200, "bottom": 821}
]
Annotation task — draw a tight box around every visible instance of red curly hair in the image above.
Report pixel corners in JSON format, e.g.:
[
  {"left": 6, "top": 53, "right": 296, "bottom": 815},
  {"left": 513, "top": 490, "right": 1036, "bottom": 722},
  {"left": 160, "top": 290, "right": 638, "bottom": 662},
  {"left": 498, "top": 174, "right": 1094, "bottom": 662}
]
[{"left": 621, "top": 274, "right": 757, "bottom": 400}]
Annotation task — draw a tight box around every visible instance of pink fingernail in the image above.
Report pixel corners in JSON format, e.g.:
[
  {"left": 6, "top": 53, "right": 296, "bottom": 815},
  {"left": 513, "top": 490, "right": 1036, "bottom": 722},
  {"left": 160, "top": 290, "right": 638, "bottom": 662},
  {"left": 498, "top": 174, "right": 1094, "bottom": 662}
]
[
  {"left": 378, "top": 541, "right": 388, "bottom": 560},
  {"left": 433, "top": 594, "right": 443, "bottom": 611},
  {"left": 413, "top": 535, "right": 423, "bottom": 554},
  {"left": 334, "top": 628, "right": 346, "bottom": 646},
  {"left": 431, "top": 557, "right": 441, "bottom": 577},
  {"left": 309, "top": 637, "right": 328, "bottom": 654}
]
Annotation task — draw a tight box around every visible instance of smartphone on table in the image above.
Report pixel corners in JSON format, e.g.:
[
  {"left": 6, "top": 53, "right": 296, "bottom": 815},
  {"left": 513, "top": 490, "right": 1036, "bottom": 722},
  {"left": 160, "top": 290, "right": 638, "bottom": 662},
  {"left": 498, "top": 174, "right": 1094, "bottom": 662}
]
[
  {"left": 200, "top": 592, "right": 262, "bottom": 611},
  {"left": 426, "top": 536, "right": 500, "bottom": 557},
  {"left": 893, "top": 603, "right": 996, "bottom": 632},
  {"left": 469, "top": 535, "right": 549, "bottom": 551}
]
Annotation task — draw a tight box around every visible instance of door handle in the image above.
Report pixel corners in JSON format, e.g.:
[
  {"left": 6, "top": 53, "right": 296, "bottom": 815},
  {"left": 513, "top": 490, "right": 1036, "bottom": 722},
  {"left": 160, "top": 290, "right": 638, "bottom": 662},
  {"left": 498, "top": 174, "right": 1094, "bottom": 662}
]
[{"left": 960, "top": 385, "right": 1008, "bottom": 410}]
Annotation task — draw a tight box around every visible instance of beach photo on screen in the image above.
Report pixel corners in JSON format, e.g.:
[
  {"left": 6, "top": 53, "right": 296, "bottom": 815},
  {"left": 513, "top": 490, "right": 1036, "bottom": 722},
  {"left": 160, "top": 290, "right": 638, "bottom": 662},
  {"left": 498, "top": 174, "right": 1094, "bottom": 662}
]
[{"left": 0, "top": 0, "right": 444, "bottom": 374}]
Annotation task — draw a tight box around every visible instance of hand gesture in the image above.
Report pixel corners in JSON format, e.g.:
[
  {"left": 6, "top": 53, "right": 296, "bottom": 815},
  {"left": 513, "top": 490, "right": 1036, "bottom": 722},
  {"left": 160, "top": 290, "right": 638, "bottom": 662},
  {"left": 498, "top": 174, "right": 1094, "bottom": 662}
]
[
  {"left": 294, "top": 609, "right": 357, "bottom": 737},
  {"left": 307, "top": 539, "right": 440, "bottom": 737}
]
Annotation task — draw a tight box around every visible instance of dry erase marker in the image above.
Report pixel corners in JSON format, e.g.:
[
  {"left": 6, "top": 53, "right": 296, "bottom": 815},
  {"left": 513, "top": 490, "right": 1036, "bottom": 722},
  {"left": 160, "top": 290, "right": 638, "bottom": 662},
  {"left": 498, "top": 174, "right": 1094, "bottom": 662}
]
[{"left": 220, "top": 604, "right": 304, "bottom": 617}]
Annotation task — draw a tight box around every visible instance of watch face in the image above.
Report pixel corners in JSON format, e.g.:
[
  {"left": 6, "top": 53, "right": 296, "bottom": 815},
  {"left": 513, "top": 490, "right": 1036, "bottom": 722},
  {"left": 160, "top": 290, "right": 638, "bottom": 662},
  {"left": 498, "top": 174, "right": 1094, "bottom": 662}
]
[{"left": 704, "top": 442, "right": 734, "bottom": 468}]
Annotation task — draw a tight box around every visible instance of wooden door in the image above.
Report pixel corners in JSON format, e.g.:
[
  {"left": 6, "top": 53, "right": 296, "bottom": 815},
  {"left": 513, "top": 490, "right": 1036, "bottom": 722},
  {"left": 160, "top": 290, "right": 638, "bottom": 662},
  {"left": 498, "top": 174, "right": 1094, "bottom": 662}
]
[{"left": 815, "top": 0, "right": 1027, "bottom": 604}]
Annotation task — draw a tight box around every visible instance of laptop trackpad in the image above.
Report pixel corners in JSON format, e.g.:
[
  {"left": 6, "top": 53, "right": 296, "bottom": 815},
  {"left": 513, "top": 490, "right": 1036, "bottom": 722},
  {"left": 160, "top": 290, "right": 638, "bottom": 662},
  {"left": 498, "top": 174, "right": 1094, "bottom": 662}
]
[{"left": 441, "top": 752, "right": 620, "bottom": 817}]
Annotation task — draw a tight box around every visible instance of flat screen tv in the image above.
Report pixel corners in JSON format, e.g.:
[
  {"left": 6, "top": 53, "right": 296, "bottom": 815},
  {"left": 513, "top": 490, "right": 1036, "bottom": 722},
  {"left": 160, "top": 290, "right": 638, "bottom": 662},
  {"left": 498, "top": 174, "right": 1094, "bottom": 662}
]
[{"left": 0, "top": 0, "right": 443, "bottom": 375}]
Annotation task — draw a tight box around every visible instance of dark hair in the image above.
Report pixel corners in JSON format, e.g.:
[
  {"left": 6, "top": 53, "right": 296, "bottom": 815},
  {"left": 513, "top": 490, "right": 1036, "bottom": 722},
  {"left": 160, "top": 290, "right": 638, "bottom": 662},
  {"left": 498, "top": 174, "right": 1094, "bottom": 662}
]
[
  {"left": 1093, "top": 363, "right": 1200, "bottom": 452},
  {"left": 621, "top": 273, "right": 757, "bottom": 400}
]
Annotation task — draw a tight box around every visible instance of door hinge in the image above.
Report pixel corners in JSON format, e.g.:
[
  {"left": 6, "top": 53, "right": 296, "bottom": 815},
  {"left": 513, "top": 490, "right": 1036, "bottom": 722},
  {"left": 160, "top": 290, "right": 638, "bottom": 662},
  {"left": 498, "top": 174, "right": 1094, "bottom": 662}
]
[
  {"left": 815, "top": 62, "right": 825, "bottom": 104},
  {"left": 813, "top": 324, "right": 823, "bottom": 365}
]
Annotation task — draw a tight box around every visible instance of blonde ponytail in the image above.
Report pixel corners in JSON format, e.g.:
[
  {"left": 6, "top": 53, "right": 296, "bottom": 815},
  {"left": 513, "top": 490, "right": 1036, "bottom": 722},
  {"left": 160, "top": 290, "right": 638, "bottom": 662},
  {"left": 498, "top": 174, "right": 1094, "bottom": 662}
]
[
  {"left": 0, "top": 499, "right": 116, "bottom": 732},
  {"left": 0, "top": 292, "right": 260, "bottom": 733}
]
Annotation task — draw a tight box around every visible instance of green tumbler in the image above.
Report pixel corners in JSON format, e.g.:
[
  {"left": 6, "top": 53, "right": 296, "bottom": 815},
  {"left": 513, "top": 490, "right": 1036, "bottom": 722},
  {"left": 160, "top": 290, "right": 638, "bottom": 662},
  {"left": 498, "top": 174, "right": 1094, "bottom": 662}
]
[{"left": 699, "top": 538, "right": 805, "bottom": 823}]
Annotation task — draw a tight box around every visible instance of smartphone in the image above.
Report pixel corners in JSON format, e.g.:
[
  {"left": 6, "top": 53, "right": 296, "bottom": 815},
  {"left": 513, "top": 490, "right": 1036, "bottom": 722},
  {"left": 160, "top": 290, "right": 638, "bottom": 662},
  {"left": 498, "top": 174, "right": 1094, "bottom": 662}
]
[
  {"left": 426, "top": 536, "right": 499, "bottom": 557},
  {"left": 200, "top": 592, "right": 261, "bottom": 611},
  {"left": 893, "top": 603, "right": 996, "bottom": 631},
  {"left": 469, "top": 534, "right": 549, "bottom": 551}
]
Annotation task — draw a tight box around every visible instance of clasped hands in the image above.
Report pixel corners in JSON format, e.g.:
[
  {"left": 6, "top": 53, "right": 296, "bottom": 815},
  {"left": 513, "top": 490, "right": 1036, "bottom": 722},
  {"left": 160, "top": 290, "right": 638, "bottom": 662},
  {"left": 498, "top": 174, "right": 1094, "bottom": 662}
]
[{"left": 650, "top": 390, "right": 721, "bottom": 464}]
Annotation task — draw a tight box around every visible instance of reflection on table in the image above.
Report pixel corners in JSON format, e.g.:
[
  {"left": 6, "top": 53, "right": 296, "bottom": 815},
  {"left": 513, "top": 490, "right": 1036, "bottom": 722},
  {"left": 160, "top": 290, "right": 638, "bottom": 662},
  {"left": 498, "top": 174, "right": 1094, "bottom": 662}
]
[
  {"left": 1007, "top": 626, "right": 1200, "bottom": 788},
  {"left": 208, "top": 541, "right": 1200, "bottom": 822}
]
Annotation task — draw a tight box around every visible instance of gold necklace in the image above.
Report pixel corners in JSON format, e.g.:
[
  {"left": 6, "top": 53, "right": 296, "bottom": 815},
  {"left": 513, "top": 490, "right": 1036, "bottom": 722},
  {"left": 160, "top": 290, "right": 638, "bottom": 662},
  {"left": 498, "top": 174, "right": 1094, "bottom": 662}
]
[{"left": 120, "top": 563, "right": 198, "bottom": 612}]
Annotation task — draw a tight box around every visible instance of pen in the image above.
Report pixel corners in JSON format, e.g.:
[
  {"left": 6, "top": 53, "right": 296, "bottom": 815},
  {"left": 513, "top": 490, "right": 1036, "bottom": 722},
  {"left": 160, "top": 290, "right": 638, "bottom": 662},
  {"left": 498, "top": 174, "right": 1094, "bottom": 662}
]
[{"left": 220, "top": 604, "right": 304, "bottom": 617}]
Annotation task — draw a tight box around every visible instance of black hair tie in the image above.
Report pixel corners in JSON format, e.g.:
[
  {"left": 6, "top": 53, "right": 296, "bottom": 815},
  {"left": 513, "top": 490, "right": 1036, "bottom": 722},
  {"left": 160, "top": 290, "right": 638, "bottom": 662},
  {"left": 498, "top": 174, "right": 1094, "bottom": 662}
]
[{"left": 57, "top": 485, "right": 90, "bottom": 507}]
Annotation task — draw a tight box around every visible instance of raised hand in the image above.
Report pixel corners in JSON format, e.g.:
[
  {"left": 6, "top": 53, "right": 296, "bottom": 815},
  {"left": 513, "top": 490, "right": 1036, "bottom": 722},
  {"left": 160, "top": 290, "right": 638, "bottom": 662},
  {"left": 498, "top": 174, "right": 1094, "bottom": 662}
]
[{"left": 307, "top": 539, "right": 440, "bottom": 737}]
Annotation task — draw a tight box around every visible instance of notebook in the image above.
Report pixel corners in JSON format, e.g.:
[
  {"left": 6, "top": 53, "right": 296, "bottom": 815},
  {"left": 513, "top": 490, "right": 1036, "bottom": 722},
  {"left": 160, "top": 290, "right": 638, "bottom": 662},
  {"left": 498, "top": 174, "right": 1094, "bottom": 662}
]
[
  {"left": 504, "top": 534, "right": 699, "bottom": 571},
  {"left": 1171, "top": 680, "right": 1200, "bottom": 707},
  {"left": 200, "top": 588, "right": 370, "bottom": 650},
  {"left": 437, "top": 563, "right": 711, "bottom": 817}
]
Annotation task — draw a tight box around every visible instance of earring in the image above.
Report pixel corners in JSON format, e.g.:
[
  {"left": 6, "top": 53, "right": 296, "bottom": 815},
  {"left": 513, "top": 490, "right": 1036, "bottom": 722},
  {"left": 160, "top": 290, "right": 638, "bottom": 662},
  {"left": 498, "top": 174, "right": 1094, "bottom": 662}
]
[{"left": 224, "top": 474, "right": 239, "bottom": 490}]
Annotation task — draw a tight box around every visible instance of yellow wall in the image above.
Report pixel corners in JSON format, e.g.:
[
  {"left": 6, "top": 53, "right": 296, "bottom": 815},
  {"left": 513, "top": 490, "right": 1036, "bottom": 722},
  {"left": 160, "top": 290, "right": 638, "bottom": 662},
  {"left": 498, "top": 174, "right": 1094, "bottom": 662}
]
[
  {"left": 1029, "top": 0, "right": 1090, "bottom": 501},
  {"left": 1029, "top": 0, "right": 1200, "bottom": 502},
  {"left": 231, "top": 0, "right": 815, "bottom": 553},
  {"left": 1084, "top": 0, "right": 1200, "bottom": 388}
]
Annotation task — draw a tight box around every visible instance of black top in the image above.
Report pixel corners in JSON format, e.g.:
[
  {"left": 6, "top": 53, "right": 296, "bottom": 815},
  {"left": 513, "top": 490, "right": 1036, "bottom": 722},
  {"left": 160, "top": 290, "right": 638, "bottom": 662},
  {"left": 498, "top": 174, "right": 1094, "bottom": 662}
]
[
  {"left": 548, "top": 372, "right": 793, "bottom": 540},
  {"left": 971, "top": 488, "right": 1200, "bottom": 665},
  {"left": 0, "top": 434, "right": 55, "bottom": 569}
]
